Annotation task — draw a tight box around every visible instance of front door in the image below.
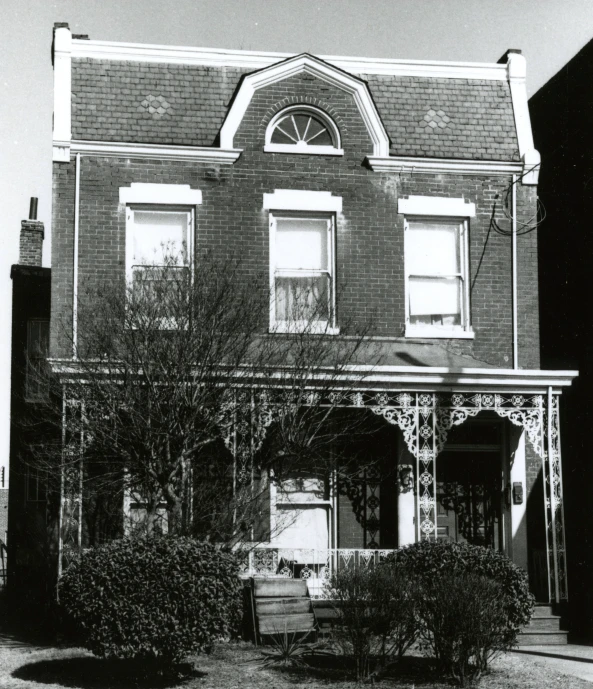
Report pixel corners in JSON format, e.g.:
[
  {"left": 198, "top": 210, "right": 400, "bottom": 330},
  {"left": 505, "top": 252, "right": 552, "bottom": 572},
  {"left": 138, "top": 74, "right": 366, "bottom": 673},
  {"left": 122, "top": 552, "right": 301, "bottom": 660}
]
[
  {"left": 436, "top": 450, "right": 501, "bottom": 548},
  {"left": 435, "top": 418, "right": 504, "bottom": 549}
]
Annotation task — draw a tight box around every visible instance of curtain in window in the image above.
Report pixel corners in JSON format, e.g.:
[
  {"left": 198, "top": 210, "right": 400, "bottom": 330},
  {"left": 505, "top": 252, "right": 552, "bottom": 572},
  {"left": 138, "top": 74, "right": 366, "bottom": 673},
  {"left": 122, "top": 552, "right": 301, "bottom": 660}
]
[
  {"left": 132, "top": 211, "right": 188, "bottom": 267},
  {"left": 274, "top": 217, "right": 330, "bottom": 321},
  {"left": 408, "top": 221, "right": 462, "bottom": 325}
]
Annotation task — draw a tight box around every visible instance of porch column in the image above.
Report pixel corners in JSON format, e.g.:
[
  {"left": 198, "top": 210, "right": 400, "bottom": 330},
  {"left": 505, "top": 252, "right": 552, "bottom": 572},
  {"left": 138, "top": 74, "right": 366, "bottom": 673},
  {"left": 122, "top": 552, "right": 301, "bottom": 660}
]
[
  {"left": 508, "top": 426, "right": 528, "bottom": 571},
  {"left": 397, "top": 436, "right": 416, "bottom": 547}
]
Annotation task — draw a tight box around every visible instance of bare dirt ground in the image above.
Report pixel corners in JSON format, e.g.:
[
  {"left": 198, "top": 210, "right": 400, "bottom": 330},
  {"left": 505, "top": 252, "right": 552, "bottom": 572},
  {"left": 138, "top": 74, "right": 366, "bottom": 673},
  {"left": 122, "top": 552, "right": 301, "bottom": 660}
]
[{"left": 1, "top": 637, "right": 590, "bottom": 689}]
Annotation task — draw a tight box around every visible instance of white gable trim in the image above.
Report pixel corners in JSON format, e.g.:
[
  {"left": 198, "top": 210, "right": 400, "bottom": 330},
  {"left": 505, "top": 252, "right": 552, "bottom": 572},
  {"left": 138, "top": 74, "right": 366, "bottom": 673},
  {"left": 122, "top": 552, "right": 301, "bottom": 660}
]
[
  {"left": 263, "top": 189, "right": 342, "bottom": 212},
  {"left": 220, "top": 54, "right": 390, "bottom": 157},
  {"left": 70, "top": 37, "right": 508, "bottom": 81},
  {"left": 53, "top": 27, "right": 72, "bottom": 162},
  {"left": 398, "top": 195, "right": 476, "bottom": 217},
  {"left": 119, "top": 183, "right": 202, "bottom": 205},
  {"left": 507, "top": 52, "right": 540, "bottom": 186}
]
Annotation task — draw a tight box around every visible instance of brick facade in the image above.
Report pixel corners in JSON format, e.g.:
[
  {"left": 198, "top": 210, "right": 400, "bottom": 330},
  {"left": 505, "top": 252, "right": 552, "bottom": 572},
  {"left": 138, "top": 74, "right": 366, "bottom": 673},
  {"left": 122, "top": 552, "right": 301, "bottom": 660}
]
[
  {"left": 47, "top": 35, "right": 570, "bottom": 602},
  {"left": 50, "top": 150, "right": 539, "bottom": 367}
]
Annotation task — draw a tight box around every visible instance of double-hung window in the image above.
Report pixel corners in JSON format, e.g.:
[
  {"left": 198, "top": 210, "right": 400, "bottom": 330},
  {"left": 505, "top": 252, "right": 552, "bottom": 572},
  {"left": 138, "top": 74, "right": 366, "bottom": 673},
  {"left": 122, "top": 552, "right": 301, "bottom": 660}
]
[
  {"left": 270, "top": 213, "right": 335, "bottom": 331},
  {"left": 125, "top": 206, "right": 193, "bottom": 304},
  {"left": 400, "top": 196, "right": 474, "bottom": 338}
]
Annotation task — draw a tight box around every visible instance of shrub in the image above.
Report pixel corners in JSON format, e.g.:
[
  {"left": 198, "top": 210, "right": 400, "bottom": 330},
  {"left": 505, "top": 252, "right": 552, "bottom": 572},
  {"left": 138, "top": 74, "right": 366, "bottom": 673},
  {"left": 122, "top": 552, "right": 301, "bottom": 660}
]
[
  {"left": 327, "top": 564, "right": 417, "bottom": 681},
  {"left": 388, "top": 540, "right": 534, "bottom": 648},
  {"left": 368, "top": 562, "right": 417, "bottom": 666},
  {"left": 416, "top": 572, "right": 509, "bottom": 686},
  {"left": 59, "top": 537, "right": 243, "bottom": 666}
]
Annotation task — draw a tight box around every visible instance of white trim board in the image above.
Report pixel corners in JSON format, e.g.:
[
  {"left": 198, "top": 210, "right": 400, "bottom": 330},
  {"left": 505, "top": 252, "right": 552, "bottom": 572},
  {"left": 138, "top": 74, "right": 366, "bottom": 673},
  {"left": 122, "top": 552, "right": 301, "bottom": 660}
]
[
  {"left": 366, "top": 156, "right": 523, "bottom": 176},
  {"left": 70, "top": 37, "right": 509, "bottom": 81},
  {"left": 398, "top": 195, "right": 476, "bottom": 217},
  {"left": 263, "top": 189, "right": 342, "bottom": 212},
  {"left": 48, "top": 357, "right": 579, "bottom": 392},
  {"left": 65, "top": 140, "right": 242, "bottom": 164},
  {"left": 119, "top": 183, "right": 203, "bottom": 205}
]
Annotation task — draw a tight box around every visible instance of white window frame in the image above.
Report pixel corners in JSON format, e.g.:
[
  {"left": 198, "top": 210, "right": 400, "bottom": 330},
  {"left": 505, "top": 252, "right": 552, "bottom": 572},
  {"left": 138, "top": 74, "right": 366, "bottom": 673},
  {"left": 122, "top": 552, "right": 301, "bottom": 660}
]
[
  {"left": 264, "top": 105, "right": 343, "bottom": 156},
  {"left": 124, "top": 205, "right": 194, "bottom": 285},
  {"left": 124, "top": 205, "right": 195, "bottom": 331},
  {"left": 404, "top": 216, "right": 472, "bottom": 339},
  {"left": 269, "top": 211, "right": 338, "bottom": 334}
]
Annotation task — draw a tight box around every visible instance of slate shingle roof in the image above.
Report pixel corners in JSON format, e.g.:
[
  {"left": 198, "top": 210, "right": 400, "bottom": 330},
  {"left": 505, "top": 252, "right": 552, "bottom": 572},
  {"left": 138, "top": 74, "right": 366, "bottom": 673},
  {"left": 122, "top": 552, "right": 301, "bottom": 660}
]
[{"left": 71, "top": 57, "right": 519, "bottom": 161}]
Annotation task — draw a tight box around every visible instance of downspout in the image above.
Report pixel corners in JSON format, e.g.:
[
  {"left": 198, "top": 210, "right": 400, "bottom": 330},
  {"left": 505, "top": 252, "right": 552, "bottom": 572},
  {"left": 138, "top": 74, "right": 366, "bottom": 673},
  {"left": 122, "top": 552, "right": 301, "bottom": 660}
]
[
  {"left": 72, "top": 152, "right": 81, "bottom": 358},
  {"left": 511, "top": 174, "right": 518, "bottom": 369},
  {"left": 57, "top": 391, "right": 66, "bottom": 591}
]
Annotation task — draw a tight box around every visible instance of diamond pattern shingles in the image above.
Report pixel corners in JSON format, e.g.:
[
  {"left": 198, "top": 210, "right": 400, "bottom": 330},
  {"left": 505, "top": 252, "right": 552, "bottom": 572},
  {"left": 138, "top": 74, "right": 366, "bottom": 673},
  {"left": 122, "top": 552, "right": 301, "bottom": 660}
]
[
  {"left": 363, "top": 74, "right": 519, "bottom": 161},
  {"left": 72, "top": 58, "right": 249, "bottom": 146},
  {"left": 71, "top": 58, "right": 519, "bottom": 160}
]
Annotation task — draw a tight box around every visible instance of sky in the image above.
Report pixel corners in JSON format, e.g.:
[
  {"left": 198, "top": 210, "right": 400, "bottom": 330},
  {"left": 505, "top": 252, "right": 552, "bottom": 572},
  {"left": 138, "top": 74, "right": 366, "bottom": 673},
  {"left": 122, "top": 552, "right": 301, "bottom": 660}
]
[{"left": 1, "top": 0, "right": 592, "bottom": 486}]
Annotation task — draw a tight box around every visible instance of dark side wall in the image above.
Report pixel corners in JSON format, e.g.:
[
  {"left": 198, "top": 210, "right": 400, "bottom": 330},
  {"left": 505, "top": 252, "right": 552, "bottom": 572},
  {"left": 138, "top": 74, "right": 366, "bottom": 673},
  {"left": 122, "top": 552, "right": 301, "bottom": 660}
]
[
  {"left": 530, "top": 38, "right": 593, "bottom": 636},
  {"left": 8, "top": 266, "right": 52, "bottom": 597}
]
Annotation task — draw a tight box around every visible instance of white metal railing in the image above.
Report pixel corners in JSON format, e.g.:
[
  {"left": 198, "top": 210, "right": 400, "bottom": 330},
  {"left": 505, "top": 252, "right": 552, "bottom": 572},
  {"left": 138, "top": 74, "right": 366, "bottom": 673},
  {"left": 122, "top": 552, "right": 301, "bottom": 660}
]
[{"left": 237, "top": 546, "right": 395, "bottom": 584}]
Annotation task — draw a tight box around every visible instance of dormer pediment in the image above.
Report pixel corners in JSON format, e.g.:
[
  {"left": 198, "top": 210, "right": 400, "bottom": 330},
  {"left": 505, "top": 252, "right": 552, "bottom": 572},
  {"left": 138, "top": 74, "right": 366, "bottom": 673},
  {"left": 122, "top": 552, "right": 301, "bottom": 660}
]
[{"left": 219, "top": 53, "right": 390, "bottom": 157}]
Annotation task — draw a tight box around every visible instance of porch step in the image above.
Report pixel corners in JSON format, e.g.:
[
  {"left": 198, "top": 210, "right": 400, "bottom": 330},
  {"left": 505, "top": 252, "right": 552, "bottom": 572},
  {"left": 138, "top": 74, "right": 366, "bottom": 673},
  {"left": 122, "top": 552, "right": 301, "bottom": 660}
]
[
  {"left": 523, "top": 616, "right": 563, "bottom": 632},
  {"left": 531, "top": 605, "right": 554, "bottom": 617},
  {"left": 517, "top": 631, "right": 569, "bottom": 645},
  {"left": 258, "top": 612, "right": 316, "bottom": 635},
  {"left": 518, "top": 604, "right": 568, "bottom": 645}
]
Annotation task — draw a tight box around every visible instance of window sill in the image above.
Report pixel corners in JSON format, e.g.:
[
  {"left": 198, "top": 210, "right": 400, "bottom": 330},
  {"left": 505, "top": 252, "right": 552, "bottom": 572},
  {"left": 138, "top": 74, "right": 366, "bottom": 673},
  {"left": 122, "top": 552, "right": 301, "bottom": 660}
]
[
  {"left": 270, "top": 322, "right": 340, "bottom": 335},
  {"left": 264, "top": 144, "right": 344, "bottom": 156},
  {"left": 405, "top": 326, "right": 475, "bottom": 340},
  {"left": 276, "top": 500, "right": 332, "bottom": 507}
]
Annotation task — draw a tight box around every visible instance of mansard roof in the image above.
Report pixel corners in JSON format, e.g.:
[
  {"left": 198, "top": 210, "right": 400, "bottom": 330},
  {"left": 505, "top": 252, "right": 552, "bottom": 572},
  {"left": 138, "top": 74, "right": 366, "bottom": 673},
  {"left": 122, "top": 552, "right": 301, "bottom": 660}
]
[
  {"left": 54, "top": 30, "right": 532, "bottom": 168},
  {"left": 70, "top": 56, "right": 518, "bottom": 161}
]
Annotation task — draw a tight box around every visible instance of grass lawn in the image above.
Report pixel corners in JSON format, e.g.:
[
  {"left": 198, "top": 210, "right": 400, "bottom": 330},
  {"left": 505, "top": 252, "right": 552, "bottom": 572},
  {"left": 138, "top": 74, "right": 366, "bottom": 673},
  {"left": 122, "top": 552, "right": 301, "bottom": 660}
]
[{"left": 0, "top": 638, "right": 589, "bottom": 689}]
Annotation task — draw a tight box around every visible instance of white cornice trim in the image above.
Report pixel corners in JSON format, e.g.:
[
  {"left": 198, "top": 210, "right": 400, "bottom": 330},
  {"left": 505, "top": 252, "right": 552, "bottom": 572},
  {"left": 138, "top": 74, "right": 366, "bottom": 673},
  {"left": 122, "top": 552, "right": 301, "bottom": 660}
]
[
  {"left": 366, "top": 155, "right": 523, "bottom": 176},
  {"left": 263, "top": 189, "right": 343, "bottom": 212},
  {"left": 119, "top": 183, "right": 202, "bottom": 205},
  {"left": 48, "top": 357, "right": 578, "bottom": 393},
  {"left": 220, "top": 54, "right": 390, "bottom": 157},
  {"left": 69, "top": 140, "right": 242, "bottom": 163},
  {"left": 71, "top": 38, "right": 508, "bottom": 80},
  {"left": 507, "top": 52, "right": 540, "bottom": 186},
  {"left": 53, "top": 28, "right": 72, "bottom": 162},
  {"left": 339, "top": 366, "right": 578, "bottom": 392},
  {"left": 398, "top": 195, "right": 476, "bottom": 217}
]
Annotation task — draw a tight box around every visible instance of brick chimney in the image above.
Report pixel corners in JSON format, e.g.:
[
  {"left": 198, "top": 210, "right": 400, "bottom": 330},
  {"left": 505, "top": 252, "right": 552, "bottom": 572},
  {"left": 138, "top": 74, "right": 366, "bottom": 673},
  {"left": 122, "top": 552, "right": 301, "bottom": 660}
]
[{"left": 19, "top": 197, "right": 44, "bottom": 267}]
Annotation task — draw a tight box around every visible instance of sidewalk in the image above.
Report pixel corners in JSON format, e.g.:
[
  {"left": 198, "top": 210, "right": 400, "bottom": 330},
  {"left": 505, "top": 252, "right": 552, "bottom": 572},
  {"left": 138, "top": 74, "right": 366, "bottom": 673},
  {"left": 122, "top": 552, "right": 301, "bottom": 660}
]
[{"left": 513, "top": 644, "right": 593, "bottom": 684}]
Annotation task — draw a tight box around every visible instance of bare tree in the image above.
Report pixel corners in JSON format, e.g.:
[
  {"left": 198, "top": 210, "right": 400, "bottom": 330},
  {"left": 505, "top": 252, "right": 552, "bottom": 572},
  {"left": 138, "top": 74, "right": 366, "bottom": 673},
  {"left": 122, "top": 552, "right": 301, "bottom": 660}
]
[{"left": 23, "top": 251, "right": 379, "bottom": 555}]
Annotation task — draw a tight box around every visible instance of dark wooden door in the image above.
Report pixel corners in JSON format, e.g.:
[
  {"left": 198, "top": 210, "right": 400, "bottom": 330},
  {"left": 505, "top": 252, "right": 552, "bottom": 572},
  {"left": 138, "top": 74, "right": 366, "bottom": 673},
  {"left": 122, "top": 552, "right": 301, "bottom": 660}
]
[{"left": 436, "top": 450, "right": 501, "bottom": 549}]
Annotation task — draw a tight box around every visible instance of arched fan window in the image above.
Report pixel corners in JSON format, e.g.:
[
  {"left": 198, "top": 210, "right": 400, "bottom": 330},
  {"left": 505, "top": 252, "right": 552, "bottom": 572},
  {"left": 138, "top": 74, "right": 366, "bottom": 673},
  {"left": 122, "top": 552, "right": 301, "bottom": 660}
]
[{"left": 265, "top": 106, "right": 343, "bottom": 155}]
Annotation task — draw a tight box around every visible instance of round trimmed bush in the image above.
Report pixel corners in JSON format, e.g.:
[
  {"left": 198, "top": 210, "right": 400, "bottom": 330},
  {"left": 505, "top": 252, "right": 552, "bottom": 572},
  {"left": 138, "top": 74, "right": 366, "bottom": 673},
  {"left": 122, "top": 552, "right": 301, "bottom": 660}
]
[
  {"left": 59, "top": 537, "right": 243, "bottom": 664},
  {"left": 388, "top": 540, "right": 534, "bottom": 644}
]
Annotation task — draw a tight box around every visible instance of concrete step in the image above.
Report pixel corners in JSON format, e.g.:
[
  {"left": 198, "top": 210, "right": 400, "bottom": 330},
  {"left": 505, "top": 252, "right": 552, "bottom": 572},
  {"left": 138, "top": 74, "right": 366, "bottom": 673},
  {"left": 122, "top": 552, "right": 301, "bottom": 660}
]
[
  {"left": 256, "top": 597, "right": 312, "bottom": 615},
  {"left": 253, "top": 578, "right": 308, "bottom": 598},
  {"left": 518, "top": 630, "right": 568, "bottom": 646},
  {"left": 524, "top": 616, "right": 563, "bottom": 632},
  {"left": 532, "top": 605, "right": 554, "bottom": 617},
  {"left": 258, "top": 612, "right": 316, "bottom": 635}
]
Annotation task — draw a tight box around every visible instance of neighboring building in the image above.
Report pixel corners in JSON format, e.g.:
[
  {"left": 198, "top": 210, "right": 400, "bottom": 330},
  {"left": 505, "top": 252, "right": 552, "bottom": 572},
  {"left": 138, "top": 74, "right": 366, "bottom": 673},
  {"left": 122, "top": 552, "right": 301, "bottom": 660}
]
[
  {"left": 48, "top": 23, "right": 577, "bottom": 633},
  {"left": 7, "top": 201, "right": 52, "bottom": 598},
  {"left": 530, "top": 38, "right": 593, "bottom": 637}
]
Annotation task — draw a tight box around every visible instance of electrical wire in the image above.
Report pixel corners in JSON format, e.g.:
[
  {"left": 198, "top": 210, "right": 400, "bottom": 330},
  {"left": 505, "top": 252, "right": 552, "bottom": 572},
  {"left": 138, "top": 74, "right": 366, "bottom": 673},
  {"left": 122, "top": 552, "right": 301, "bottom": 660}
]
[{"left": 491, "top": 163, "right": 546, "bottom": 237}]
